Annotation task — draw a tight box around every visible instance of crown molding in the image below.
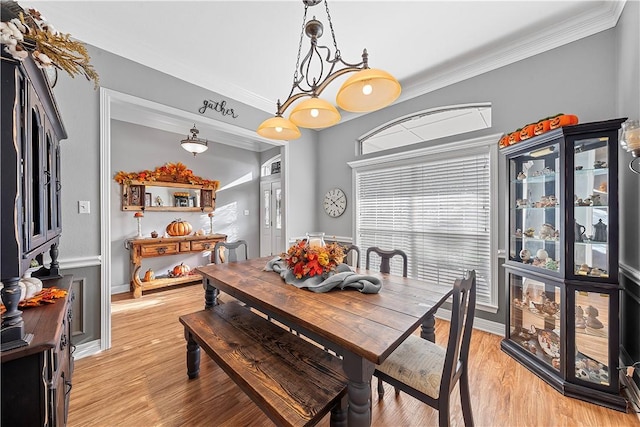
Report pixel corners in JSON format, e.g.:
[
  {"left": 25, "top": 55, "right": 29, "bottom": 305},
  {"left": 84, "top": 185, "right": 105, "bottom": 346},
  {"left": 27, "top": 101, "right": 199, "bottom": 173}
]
[{"left": 396, "top": 1, "right": 626, "bottom": 108}]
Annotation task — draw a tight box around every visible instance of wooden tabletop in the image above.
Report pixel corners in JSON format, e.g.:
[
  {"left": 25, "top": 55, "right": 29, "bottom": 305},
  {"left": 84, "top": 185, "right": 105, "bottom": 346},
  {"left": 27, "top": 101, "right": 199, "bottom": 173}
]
[{"left": 196, "top": 257, "right": 453, "bottom": 365}]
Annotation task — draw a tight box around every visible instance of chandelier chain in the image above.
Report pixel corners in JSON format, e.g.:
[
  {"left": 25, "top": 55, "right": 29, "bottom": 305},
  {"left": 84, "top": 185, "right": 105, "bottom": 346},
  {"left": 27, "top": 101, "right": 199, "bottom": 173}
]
[
  {"left": 324, "top": 0, "right": 340, "bottom": 58},
  {"left": 293, "top": 3, "right": 310, "bottom": 84}
]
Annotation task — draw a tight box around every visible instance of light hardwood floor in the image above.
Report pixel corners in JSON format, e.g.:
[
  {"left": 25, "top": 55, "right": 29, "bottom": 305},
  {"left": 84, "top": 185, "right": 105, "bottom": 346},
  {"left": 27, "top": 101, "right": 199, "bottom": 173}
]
[{"left": 68, "top": 284, "right": 638, "bottom": 426}]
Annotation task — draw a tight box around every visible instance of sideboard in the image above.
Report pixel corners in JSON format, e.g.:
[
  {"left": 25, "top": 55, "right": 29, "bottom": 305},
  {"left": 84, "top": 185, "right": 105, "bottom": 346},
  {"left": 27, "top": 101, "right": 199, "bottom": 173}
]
[
  {"left": 1, "top": 275, "right": 74, "bottom": 427},
  {"left": 125, "top": 234, "right": 226, "bottom": 298}
]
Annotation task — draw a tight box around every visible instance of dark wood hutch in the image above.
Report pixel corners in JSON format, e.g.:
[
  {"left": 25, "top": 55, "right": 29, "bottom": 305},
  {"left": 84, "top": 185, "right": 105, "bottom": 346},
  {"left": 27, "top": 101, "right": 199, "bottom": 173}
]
[{"left": 1, "top": 2, "right": 74, "bottom": 425}]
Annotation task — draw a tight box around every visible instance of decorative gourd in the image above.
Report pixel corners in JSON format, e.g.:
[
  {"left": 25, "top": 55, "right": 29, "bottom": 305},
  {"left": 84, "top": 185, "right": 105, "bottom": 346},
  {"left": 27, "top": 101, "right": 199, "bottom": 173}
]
[
  {"left": 166, "top": 219, "right": 193, "bottom": 236},
  {"left": 142, "top": 269, "right": 155, "bottom": 282},
  {"left": 534, "top": 119, "right": 550, "bottom": 135},
  {"left": 22, "top": 277, "right": 43, "bottom": 300},
  {"left": 549, "top": 114, "right": 578, "bottom": 130},
  {"left": 172, "top": 263, "right": 190, "bottom": 277},
  {"left": 508, "top": 131, "right": 521, "bottom": 145},
  {"left": 519, "top": 124, "right": 535, "bottom": 141}
]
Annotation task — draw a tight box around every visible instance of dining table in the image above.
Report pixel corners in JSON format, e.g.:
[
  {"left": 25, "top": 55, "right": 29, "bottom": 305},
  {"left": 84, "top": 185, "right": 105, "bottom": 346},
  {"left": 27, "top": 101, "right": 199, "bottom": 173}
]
[{"left": 195, "top": 257, "right": 453, "bottom": 427}]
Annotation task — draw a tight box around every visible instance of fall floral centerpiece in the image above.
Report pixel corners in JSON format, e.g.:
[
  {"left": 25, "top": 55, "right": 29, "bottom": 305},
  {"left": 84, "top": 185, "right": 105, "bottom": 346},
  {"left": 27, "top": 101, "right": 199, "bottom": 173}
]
[{"left": 282, "top": 238, "right": 345, "bottom": 279}]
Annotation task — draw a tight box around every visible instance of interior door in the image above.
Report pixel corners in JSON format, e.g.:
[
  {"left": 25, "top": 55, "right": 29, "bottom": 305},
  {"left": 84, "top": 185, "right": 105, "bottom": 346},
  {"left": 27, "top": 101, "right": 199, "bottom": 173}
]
[{"left": 260, "top": 180, "right": 283, "bottom": 256}]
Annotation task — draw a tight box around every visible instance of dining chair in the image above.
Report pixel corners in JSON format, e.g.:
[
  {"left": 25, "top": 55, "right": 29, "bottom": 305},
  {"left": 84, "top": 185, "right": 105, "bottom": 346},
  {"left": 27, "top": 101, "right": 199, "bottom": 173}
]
[
  {"left": 213, "top": 240, "right": 249, "bottom": 264},
  {"left": 365, "top": 246, "right": 408, "bottom": 277},
  {"left": 374, "top": 270, "right": 477, "bottom": 427},
  {"left": 343, "top": 244, "right": 361, "bottom": 268}
]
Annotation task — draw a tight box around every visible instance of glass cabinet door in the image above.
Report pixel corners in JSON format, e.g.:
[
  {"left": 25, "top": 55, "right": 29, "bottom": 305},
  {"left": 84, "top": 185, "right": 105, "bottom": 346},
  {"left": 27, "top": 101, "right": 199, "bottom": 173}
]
[
  {"left": 567, "top": 287, "right": 617, "bottom": 393},
  {"left": 509, "top": 142, "right": 561, "bottom": 274},
  {"left": 572, "top": 137, "right": 610, "bottom": 279},
  {"left": 509, "top": 273, "right": 562, "bottom": 373}
]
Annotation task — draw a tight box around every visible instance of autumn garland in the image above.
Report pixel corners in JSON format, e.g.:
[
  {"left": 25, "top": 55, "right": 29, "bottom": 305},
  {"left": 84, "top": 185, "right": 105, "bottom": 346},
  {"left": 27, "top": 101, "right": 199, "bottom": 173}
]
[
  {"left": 114, "top": 162, "right": 220, "bottom": 189},
  {"left": 0, "top": 3, "right": 99, "bottom": 88},
  {"left": 282, "top": 240, "right": 346, "bottom": 279}
]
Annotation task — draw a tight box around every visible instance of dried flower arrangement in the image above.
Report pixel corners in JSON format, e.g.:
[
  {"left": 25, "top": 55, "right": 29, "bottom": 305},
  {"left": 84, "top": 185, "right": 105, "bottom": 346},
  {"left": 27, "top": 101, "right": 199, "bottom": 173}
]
[
  {"left": 0, "top": 2, "right": 99, "bottom": 88},
  {"left": 114, "top": 162, "right": 220, "bottom": 190},
  {"left": 282, "top": 240, "right": 346, "bottom": 279}
]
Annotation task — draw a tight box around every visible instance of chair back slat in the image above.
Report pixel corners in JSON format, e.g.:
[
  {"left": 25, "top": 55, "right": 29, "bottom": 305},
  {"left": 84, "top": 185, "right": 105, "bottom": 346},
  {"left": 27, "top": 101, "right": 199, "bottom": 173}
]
[
  {"left": 365, "top": 247, "right": 408, "bottom": 277},
  {"left": 441, "top": 270, "right": 476, "bottom": 397},
  {"left": 213, "top": 240, "right": 249, "bottom": 264},
  {"left": 343, "top": 244, "right": 361, "bottom": 268}
]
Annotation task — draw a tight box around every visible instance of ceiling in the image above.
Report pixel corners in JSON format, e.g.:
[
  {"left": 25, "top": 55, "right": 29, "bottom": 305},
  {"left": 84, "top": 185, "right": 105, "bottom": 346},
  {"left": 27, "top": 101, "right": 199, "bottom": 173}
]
[{"left": 26, "top": 1, "right": 624, "bottom": 150}]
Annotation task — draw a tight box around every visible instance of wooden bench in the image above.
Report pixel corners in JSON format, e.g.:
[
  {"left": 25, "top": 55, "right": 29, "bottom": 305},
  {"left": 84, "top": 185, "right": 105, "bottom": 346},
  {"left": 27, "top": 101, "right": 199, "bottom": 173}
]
[{"left": 179, "top": 303, "right": 348, "bottom": 427}]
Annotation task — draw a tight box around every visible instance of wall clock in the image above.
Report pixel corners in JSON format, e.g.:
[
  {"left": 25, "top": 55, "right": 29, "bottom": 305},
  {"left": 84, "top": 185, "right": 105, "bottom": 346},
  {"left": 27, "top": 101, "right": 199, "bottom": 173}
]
[{"left": 323, "top": 188, "right": 347, "bottom": 218}]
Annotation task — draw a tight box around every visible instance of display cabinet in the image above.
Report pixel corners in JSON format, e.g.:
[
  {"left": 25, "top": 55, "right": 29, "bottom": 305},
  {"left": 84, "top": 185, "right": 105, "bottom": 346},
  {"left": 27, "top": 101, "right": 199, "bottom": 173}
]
[{"left": 501, "top": 118, "right": 628, "bottom": 411}]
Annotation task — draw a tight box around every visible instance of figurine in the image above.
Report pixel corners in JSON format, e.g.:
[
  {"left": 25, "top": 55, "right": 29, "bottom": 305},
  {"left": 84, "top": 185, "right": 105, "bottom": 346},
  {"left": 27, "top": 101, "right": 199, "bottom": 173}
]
[
  {"left": 536, "top": 249, "right": 548, "bottom": 261},
  {"left": 516, "top": 198, "right": 529, "bottom": 208},
  {"left": 584, "top": 305, "right": 604, "bottom": 329},
  {"left": 539, "top": 223, "right": 555, "bottom": 239},
  {"left": 593, "top": 160, "right": 607, "bottom": 169},
  {"left": 524, "top": 227, "right": 535, "bottom": 237},
  {"left": 515, "top": 228, "right": 523, "bottom": 237},
  {"left": 155, "top": 195, "right": 164, "bottom": 206},
  {"left": 517, "top": 171, "right": 527, "bottom": 180},
  {"left": 519, "top": 248, "right": 531, "bottom": 262},
  {"left": 575, "top": 305, "right": 586, "bottom": 329},
  {"left": 591, "top": 194, "right": 602, "bottom": 206}
]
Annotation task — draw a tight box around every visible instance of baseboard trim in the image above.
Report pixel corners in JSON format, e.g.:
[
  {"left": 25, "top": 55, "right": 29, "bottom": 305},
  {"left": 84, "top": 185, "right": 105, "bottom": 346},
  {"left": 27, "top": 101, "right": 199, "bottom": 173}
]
[
  {"left": 73, "top": 339, "right": 102, "bottom": 359},
  {"left": 111, "top": 283, "right": 130, "bottom": 295},
  {"left": 436, "top": 308, "right": 503, "bottom": 336}
]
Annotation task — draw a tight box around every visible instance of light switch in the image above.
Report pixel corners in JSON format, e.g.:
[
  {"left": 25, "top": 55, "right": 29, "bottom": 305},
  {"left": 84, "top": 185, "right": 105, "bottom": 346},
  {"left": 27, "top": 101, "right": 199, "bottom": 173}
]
[
  {"left": 79, "top": 200, "right": 90, "bottom": 214},
  {"left": 244, "top": 209, "right": 250, "bottom": 216}
]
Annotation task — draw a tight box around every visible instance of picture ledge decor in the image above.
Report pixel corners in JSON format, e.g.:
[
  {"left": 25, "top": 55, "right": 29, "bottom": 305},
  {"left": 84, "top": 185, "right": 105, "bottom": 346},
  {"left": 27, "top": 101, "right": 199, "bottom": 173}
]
[{"left": 114, "top": 162, "right": 220, "bottom": 190}]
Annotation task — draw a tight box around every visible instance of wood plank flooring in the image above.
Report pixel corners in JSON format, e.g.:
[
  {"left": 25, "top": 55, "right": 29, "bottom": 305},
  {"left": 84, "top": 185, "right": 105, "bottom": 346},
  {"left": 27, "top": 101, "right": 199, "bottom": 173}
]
[{"left": 68, "top": 284, "right": 638, "bottom": 426}]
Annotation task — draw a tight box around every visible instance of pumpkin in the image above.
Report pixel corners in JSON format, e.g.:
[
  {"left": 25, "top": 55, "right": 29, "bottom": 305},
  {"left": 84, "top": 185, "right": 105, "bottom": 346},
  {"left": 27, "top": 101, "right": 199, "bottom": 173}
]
[
  {"left": 172, "top": 263, "right": 190, "bottom": 277},
  {"left": 534, "top": 119, "right": 550, "bottom": 135},
  {"left": 519, "top": 124, "right": 535, "bottom": 141},
  {"left": 142, "top": 269, "right": 155, "bottom": 282},
  {"left": 498, "top": 135, "right": 510, "bottom": 148},
  {"left": 166, "top": 219, "right": 192, "bottom": 236},
  {"left": 549, "top": 114, "right": 578, "bottom": 130},
  {"left": 508, "top": 131, "right": 521, "bottom": 145}
]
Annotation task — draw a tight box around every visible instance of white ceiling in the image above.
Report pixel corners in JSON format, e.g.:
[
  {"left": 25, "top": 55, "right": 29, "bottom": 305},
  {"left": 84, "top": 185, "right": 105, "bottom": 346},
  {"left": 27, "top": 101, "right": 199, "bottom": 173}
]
[{"left": 26, "top": 1, "right": 624, "bottom": 150}]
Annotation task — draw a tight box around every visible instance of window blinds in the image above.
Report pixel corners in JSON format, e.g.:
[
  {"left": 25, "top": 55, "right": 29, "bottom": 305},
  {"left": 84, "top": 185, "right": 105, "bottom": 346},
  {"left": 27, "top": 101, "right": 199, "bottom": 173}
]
[{"left": 355, "top": 152, "right": 492, "bottom": 303}]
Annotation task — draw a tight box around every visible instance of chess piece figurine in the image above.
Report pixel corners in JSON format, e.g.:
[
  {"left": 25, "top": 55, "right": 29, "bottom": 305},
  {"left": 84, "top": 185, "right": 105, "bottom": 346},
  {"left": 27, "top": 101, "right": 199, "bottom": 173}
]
[{"left": 584, "top": 305, "right": 604, "bottom": 329}]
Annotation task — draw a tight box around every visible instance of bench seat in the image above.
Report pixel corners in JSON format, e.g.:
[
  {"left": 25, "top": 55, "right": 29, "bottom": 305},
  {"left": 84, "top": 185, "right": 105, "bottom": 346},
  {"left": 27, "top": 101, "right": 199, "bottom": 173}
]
[{"left": 179, "top": 302, "right": 348, "bottom": 427}]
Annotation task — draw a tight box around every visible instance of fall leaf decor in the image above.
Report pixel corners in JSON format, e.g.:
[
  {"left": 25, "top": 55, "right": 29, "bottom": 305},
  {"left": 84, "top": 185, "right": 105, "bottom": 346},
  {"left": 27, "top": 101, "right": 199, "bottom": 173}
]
[
  {"left": 282, "top": 239, "right": 346, "bottom": 279},
  {"left": 0, "top": 2, "right": 99, "bottom": 88},
  {"left": 113, "top": 162, "right": 219, "bottom": 190}
]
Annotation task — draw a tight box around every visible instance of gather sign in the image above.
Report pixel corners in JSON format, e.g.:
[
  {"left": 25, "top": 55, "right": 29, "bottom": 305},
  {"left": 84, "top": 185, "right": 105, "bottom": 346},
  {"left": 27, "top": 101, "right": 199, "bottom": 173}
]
[{"left": 198, "top": 98, "right": 239, "bottom": 119}]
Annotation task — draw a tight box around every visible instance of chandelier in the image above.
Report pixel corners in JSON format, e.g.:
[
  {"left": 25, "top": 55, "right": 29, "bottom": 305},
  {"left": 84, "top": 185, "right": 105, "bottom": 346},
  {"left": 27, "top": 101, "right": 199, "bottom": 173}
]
[
  {"left": 257, "top": 0, "right": 401, "bottom": 140},
  {"left": 181, "top": 124, "right": 208, "bottom": 156}
]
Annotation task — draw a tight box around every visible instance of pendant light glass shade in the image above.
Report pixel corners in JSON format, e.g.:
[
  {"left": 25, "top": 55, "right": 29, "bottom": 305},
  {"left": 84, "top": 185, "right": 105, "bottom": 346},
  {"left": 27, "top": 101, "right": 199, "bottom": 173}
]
[
  {"left": 336, "top": 68, "right": 401, "bottom": 113},
  {"left": 289, "top": 97, "right": 341, "bottom": 129},
  {"left": 181, "top": 140, "right": 208, "bottom": 155},
  {"left": 257, "top": 116, "right": 302, "bottom": 140}
]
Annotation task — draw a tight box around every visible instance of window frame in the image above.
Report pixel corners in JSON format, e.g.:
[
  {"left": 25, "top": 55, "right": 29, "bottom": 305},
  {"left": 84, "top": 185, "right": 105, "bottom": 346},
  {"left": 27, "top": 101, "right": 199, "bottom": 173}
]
[{"left": 348, "top": 132, "right": 501, "bottom": 312}]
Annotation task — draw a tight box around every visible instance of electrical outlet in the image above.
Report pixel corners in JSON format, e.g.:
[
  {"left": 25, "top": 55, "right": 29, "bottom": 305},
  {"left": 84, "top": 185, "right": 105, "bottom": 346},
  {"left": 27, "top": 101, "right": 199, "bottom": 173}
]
[
  {"left": 78, "top": 200, "right": 90, "bottom": 214},
  {"left": 244, "top": 209, "right": 250, "bottom": 216}
]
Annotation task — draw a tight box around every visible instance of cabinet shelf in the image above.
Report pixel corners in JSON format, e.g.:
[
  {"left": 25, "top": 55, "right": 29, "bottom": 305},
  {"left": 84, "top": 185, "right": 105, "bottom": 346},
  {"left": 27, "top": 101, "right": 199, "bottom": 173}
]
[{"left": 512, "top": 173, "right": 558, "bottom": 184}]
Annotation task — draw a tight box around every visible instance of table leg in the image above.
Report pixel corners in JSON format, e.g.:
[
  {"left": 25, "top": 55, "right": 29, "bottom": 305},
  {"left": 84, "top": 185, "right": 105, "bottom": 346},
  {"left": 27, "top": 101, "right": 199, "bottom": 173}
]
[
  {"left": 185, "top": 330, "right": 200, "bottom": 379},
  {"left": 203, "top": 278, "right": 219, "bottom": 309},
  {"left": 420, "top": 313, "right": 436, "bottom": 342},
  {"left": 342, "top": 351, "right": 374, "bottom": 427}
]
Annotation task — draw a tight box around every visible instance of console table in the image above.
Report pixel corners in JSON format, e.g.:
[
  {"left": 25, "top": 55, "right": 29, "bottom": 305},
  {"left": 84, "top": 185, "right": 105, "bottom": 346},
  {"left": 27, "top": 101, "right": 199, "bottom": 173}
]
[{"left": 126, "top": 234, "right": 226, "bottom": 298}]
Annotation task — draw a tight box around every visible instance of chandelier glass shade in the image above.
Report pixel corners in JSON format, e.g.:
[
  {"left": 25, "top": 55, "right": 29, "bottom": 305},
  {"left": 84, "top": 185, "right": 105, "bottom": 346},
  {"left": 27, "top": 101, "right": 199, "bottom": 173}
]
[
  {"left": 257, "top": 0, "right": 401, "bottom": 140},
  {"left": 290, "top": 97, "right": 341, "bottom": 129},
  {"left": 181, "top": 124, "right": 208, "bottom": 156},
  {"left": 336, "top": 68, "right": 403, "bottom": 113},
  {"left": 257, "top": 115, "right": 302, "bottom": 140}
]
